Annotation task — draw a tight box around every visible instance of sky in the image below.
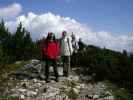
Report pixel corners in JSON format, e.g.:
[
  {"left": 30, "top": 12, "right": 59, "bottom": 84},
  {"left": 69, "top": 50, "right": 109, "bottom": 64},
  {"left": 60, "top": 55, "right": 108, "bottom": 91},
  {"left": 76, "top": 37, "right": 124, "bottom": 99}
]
[{"left": 0, "top": 0, "right": 133, "bottom": 52}]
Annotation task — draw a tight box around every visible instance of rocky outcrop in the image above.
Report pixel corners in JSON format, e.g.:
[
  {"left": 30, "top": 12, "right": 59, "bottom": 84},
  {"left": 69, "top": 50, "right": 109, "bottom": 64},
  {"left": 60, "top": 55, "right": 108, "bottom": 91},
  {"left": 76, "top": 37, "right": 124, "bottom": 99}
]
[{"left": 8, "top": 59, "right": 114, "bottom": 100}]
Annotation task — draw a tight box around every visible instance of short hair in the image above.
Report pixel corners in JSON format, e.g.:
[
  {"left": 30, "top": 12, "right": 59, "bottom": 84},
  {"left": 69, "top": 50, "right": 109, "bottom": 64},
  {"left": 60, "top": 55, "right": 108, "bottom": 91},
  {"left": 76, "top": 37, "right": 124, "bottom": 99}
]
[{"left": 62, "top": 30, "right": 67, "bottom": 36}]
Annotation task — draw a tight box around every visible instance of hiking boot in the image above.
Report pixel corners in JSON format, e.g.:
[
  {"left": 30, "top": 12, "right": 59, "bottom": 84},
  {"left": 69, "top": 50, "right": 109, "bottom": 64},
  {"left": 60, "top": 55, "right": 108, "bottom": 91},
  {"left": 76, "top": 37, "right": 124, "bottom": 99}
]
[
  {"left": 63, "top": 74, "right": 68, "bottom": 77},
  {"left": 63, "top": 72, "right": 68, "bottom": 77},
  {"left": 63, "top": 71, "right": 68, "bottom": 77},
  {"left": 45, "top": 78, "right": 50, "bottom": 83},
  {"left": 55, "top": 77, "right": 59, "bottom": 82}
]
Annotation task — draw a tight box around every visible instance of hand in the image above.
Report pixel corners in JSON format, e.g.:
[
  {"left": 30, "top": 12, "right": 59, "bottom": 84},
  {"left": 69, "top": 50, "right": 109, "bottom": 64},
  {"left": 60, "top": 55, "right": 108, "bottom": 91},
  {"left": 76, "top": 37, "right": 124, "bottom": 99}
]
[{"left": 57, "top": 56, "right": 61, "bottom": 59}]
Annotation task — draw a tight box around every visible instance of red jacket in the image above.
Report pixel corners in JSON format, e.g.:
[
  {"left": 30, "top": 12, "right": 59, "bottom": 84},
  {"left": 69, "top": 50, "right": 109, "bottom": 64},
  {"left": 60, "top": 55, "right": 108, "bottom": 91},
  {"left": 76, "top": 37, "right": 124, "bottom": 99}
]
[{"left": 43, "top": 40, "right": 60, "bottom": 59}]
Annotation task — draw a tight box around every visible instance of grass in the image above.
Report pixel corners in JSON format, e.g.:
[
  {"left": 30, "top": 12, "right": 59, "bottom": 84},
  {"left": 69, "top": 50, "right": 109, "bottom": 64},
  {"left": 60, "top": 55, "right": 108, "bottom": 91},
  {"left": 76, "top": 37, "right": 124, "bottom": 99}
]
[
  {"left": 60, "top": 80, "right": 79, "bottom": 100},
  {"left": 0, "top": 60, "right": 29, "bottom": 97},
  {"left": 0, "top": 60, "right": 29, "bottom": 75},
  {"left": 105, "top": 80, "right": 133, "bottom": 100},
  {"left": 66, "top": 88, "right": 79, "bottom": 100},
  {"left": 0, "top": 96, "right": 21, "bottom": 100},
  {"left": 62, "top": 79, "right": 78, "bottom": 88}
]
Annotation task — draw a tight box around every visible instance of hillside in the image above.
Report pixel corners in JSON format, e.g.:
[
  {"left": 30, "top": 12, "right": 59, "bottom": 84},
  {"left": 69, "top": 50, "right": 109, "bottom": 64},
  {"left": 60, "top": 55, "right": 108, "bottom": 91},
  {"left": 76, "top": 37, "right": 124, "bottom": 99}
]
[
  {"left": 0, "top": 59, "right": 132, "bottom": 100},
  {"left": 0, "top": 20, "right": 133, "bottom": 100},
  {"left": 0, "top": 59, "right": 115, "bottom": 100}
]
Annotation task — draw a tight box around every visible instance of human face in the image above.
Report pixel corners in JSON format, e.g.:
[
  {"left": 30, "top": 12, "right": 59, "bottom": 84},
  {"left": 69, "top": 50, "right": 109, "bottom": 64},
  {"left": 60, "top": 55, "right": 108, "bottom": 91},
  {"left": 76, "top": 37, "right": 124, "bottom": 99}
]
[
  {"left": 62, "top": 31, "right": 67, "bottom": 37},
  {"left": 49, "top": 34, "right": 54, "bottom": 41}
]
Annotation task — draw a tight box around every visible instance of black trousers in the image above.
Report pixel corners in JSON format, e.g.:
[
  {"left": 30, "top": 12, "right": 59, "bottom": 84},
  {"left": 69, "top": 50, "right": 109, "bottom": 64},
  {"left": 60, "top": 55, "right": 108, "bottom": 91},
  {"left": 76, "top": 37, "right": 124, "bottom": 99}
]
[
  {"left": 45, "top": 59, "right": 58, "bottom": 79},
  {"left": 71, "top": 52, "right": 78, "bottom": 66}
]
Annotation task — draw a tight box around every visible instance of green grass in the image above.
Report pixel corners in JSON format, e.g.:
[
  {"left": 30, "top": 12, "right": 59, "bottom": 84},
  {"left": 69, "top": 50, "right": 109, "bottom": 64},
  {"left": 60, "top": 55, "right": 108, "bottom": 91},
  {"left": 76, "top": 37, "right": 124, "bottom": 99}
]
[
  {"left": 105, "top": 80, "right": 133, "bottom": 100},
  {"left": 66, "top": 88, "right": 78, "bottom": 100},
  {"left": 60, "top": 80, "right": 79, "bottom": 100},
  {"left": 0, "top": 60, "right": 29, "bottom": 75},
  {"left": 62, "top": 80, "right": 78, "bottom": 88},
  {"left": 0, "top": 96, "right": 21, "bottom": 100},
  {"left": 0, "top": 60, "right": 29, "bottom": 97}
]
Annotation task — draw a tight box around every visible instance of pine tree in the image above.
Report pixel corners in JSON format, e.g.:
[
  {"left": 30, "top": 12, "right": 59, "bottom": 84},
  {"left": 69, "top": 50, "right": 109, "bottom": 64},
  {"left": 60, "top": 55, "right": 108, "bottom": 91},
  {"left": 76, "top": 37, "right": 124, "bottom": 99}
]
[
  {"left": 23, "top": 31, "right": 33, "bottom": 59},
  {"left": 12, "top": 22, "right": 26, "bottom": 60},
  {"left": 0, "top": 19, "right": 8, "bottom": 43},
  {"left": 0, "top": 19, "right": 11, "bottom": 63}
]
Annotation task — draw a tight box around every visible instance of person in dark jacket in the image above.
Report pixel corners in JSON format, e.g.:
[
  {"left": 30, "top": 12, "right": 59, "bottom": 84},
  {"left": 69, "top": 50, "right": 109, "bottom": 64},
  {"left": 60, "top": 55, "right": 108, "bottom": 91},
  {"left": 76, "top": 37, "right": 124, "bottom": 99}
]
[
  {"left": 71, "top": 33, "right": 79, "bottom": 66},
  {"left": 42, "top": 32, "right": 60, "bottom": 82},
  {"left": 78, "top": 38, "right": 85, "bottom": 52}
]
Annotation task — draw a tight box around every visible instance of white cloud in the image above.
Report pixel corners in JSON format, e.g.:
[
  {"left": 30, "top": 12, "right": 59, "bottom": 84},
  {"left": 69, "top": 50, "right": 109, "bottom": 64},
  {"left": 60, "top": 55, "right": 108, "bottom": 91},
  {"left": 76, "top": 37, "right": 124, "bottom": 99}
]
[
  {"left": 5, "top": 12, "right": 133, "bottom": 52},
  {"left": 0, "top": 3, "right": 22, "bottom": 18},
  {"left": 6, "top": 12, "right": 90, "bottom": 39}
]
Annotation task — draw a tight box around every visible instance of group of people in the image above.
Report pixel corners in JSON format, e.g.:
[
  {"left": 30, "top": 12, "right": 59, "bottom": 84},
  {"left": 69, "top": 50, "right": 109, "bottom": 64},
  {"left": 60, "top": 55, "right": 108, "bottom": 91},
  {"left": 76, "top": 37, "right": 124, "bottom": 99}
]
[{"left": 41, "top": 31, "right": 84, "bottom": 83}]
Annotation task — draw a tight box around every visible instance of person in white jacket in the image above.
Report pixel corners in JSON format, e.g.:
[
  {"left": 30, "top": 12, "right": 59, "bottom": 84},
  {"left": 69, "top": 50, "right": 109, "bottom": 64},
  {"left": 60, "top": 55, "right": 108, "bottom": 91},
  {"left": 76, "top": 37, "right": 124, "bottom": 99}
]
[{"left": 61, "top": 31, "right": 73, "bottom": 77}]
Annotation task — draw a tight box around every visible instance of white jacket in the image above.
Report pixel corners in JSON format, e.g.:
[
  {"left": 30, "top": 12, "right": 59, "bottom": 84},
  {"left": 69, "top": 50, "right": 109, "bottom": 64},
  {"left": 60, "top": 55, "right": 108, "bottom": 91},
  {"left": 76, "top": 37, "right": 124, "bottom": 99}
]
[{"left": 61, "top": 36, "right": 73, "bottom": 56}]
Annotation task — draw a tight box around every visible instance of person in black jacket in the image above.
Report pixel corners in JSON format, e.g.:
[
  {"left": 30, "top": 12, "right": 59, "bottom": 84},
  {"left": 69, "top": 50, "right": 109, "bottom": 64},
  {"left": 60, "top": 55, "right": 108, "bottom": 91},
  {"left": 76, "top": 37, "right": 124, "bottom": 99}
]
[{"left": 78, "top": 38, "right": 85, "bottom": 52}]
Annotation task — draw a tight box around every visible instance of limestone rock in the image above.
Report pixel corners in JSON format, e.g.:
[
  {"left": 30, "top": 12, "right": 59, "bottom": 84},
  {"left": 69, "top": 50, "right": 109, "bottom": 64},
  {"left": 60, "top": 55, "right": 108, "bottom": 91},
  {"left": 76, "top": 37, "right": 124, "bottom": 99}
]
[
  {"left": 93, "top": 94, "right": 99, "bottom": 99},
  {"left": 8, "top": 59, "right": 115, "bottom": 100},
  {"left": 20, "top": 94, "right": 25, "bottom": 99},
  {"left": 73, "top": 88, "right": 80, "bottom": 94},
  {"left": 26, "top": 90, "right": 37, "bottom": 97}
]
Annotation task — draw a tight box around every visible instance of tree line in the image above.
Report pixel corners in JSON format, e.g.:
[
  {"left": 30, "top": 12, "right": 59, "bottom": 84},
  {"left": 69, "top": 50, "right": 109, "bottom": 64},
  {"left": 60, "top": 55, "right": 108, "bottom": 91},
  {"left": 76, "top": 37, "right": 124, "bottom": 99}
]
[
  {"left": 0, "top": 20, "right": 41, "bottom": 65},
  {"left": 76, "top": 45, "right": 133, "bottom": 93}
]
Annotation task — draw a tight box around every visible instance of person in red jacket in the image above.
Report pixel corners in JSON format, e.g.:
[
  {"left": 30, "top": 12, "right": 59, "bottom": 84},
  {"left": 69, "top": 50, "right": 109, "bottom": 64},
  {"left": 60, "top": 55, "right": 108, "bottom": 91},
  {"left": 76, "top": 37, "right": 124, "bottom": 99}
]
[{"left": 42, "top": 32, "right": 60, "bottom": 82}]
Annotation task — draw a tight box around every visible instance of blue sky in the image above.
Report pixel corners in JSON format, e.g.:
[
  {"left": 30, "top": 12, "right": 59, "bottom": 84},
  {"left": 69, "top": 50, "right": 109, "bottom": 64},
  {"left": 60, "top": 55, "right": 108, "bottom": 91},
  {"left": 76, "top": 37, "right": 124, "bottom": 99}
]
[
  {"left": 1, "top": 0, "right": 133, "bottom": 52},
  {"left": 0, "top": 0, "right": 133, "bottom": 36}
]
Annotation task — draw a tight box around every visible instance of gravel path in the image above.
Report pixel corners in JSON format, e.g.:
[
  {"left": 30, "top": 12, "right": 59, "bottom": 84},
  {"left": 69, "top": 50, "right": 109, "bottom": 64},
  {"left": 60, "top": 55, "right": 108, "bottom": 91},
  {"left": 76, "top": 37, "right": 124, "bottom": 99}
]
[{"left": 7, "top": 59, "right": 114, "bottom": 100}]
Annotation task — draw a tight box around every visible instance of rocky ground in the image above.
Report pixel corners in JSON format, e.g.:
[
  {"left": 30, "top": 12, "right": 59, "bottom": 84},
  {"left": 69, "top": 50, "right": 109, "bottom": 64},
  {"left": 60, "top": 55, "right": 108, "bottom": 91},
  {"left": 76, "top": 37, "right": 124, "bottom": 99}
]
[{"left": 5, "top": 59, "right": 114, "bottom": 100}]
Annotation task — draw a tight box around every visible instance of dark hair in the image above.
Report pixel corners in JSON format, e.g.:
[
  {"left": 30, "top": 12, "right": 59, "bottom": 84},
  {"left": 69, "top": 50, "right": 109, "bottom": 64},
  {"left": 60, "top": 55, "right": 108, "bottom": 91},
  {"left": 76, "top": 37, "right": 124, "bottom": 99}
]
[{"left": 46, "top": 32, "right": 56, "bottom": 42}]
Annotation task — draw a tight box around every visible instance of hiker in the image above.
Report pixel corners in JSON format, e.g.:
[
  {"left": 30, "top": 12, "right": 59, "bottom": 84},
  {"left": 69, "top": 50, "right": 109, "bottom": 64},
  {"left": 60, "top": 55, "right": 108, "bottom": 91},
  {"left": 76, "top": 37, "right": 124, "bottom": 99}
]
[
  {"left": 77, "top": 38, "right": 86, "bottom": 65},
  {"left": 71, "top": 33, "right": 79, "bottom": 54},
  {"left": 42, "top": 32, "right": 60, "bottom": 82},
  {"left": 71, "top": 33, "right": 79, "bottom": 66},
  {"left": 60, "top": 31, "right": 73, "bottom": 77},
  {"left": 78, "top": 38, "right": 85, "bottom": 52}
]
